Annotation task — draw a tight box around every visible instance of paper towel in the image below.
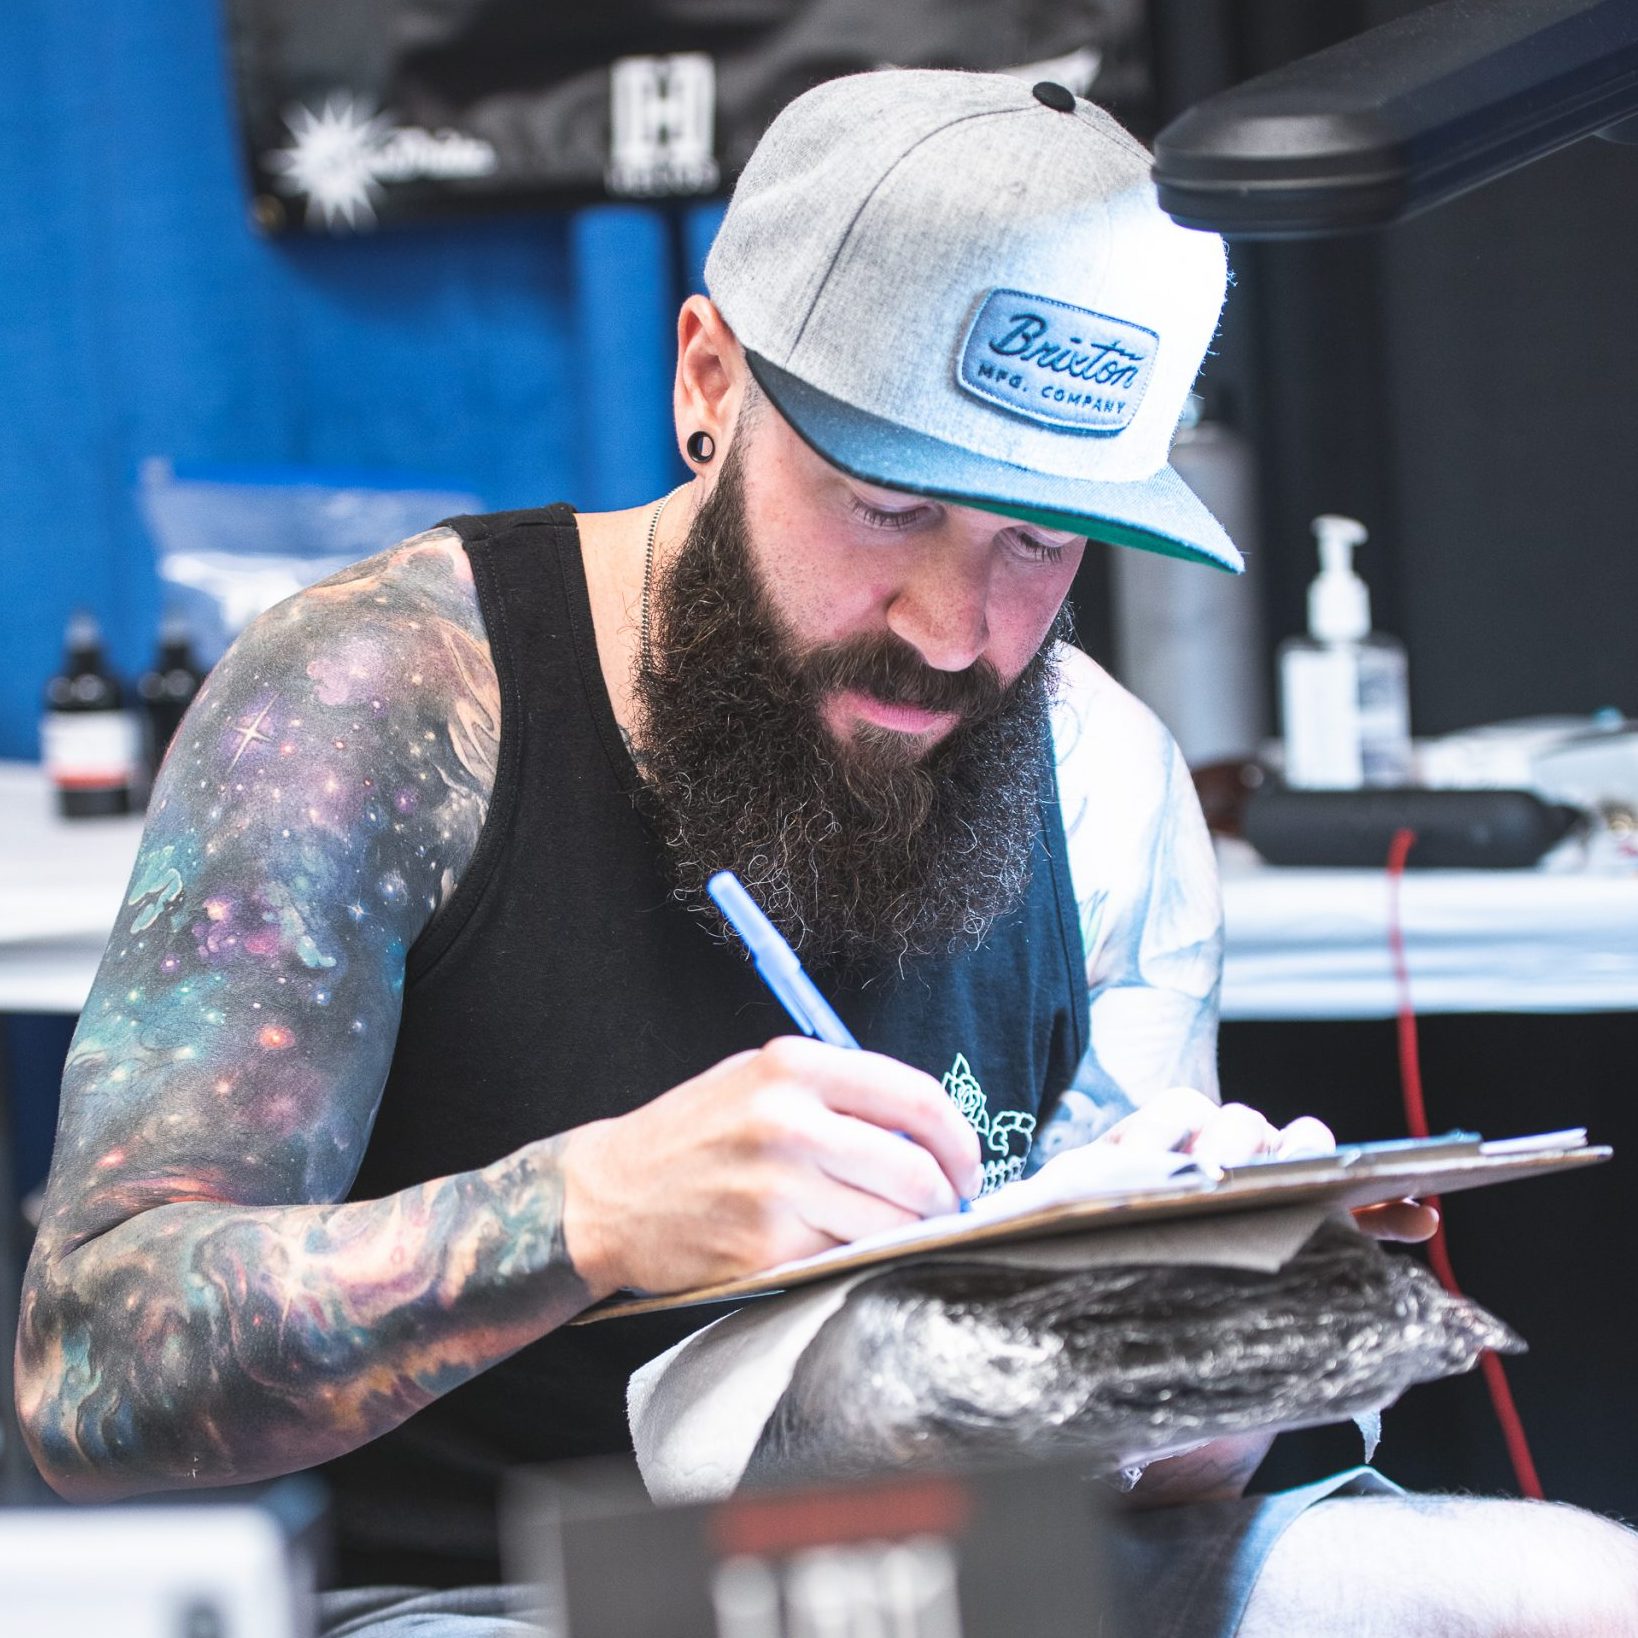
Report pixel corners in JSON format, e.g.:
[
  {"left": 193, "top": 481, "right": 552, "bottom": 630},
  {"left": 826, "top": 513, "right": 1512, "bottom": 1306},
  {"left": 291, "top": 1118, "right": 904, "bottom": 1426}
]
[{"left": 628, "top": 1202, "right": 1333, "bottom": 1505}]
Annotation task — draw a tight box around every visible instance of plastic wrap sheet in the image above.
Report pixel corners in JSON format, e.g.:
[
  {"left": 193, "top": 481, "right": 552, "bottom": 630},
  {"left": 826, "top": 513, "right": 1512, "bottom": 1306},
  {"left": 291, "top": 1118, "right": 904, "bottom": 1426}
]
[{"left": 741, "top": 1220, "right": 1520, "bottom": 1488}]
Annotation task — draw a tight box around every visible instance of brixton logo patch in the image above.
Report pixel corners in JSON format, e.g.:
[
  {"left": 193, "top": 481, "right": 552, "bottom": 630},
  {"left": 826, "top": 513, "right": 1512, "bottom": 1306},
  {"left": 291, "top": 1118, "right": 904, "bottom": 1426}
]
[{"left": 958, "top": 288, "right": 1158, "bottom": 434}]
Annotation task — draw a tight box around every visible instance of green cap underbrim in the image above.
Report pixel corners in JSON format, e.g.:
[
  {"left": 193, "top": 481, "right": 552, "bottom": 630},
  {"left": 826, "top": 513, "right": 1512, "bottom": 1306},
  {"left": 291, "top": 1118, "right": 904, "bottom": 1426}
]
[{"left": 746, "top": 351, "right": 1244, "bottom": 575}]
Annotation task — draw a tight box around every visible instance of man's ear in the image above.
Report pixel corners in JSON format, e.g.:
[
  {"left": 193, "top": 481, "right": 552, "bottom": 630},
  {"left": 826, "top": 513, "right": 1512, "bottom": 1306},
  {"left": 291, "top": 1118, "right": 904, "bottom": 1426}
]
[{"left": 674, "top": 294, "right": 747, "bottom": 471}]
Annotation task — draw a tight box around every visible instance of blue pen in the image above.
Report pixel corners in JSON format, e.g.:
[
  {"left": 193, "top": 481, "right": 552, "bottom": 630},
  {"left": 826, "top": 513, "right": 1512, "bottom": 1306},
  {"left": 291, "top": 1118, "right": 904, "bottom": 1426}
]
[
  {"left": 707, "top": 871, "right": 861, "bottom": 1049},
  {"left": 707, "top": 870, "right": 971, "bottom": 1210}
]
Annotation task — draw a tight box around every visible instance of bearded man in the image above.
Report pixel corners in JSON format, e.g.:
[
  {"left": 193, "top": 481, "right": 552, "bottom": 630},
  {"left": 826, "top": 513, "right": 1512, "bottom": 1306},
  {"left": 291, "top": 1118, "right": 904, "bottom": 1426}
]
[{"left": 17, "top": 69, "right": 1637, "bottom": 1638}]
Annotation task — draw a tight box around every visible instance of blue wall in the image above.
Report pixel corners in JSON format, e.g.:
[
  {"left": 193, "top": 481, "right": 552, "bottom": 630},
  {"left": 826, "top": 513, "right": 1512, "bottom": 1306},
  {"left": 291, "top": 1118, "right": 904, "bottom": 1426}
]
[
  {"left": 0, "top": 0, "right": 723, "bottom": 763},
  {"left": 0, "top": 0, "right": 722, "bottom": 1190}
]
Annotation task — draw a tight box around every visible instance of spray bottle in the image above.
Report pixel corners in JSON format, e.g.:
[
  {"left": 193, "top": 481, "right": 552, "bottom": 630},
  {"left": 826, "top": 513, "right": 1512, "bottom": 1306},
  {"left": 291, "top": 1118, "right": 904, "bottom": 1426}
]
[{"left": 1279, "top": 515, "right": 1412, "bottom": 789}]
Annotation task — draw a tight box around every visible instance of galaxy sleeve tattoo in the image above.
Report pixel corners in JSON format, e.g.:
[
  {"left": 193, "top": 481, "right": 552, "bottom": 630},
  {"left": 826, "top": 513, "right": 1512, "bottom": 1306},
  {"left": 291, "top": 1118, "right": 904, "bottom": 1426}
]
[
  {"left": 1029, "top": 647, "right": 1224, "bottom": 1172},
  {"left": 17, "top": 531, "right": 591, "bottom": 1498}
]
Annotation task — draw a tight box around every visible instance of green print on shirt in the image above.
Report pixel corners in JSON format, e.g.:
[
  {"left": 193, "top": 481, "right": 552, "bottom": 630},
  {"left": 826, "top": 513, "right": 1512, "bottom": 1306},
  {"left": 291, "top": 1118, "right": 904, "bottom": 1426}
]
[{"left": 941, "top": 1052, "right": 1036, "bottom": 1195}]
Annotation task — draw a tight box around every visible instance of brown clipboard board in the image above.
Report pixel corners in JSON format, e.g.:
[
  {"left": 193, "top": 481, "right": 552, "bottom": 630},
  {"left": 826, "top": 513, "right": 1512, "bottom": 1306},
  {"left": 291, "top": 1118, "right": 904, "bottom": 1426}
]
[{"left": 576, "top": 1137, "right": 1612, "bottom": 1324}]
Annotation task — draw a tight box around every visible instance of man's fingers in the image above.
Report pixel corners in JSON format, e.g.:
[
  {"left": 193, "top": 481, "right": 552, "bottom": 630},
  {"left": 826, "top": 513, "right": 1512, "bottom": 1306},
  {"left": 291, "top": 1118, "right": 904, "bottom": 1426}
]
[
  {"left": 767, "top": 1037, "right": 982, "bottom": 1199},
  {"left": 803, "top": 1106, "right": 964, "bottom": 1219},
  {"left": 1274, "top": 1116, "right": 1337, "bottom": 1158},
  {"left": 1353, "top": 1198, "right": 1441, "bottom": 1242},
  {"left": 1192, "top": 1103, "right": 1283, "bottom": 1169},
  {"left": 1101, "top": 1088, "right": 1283, "bottom": 1166},
  {"left": 1100, "top": 1086, "right": 1220, "bottom": 1152},
  {"left": 1098, "top": 1090, "right": 1340, "bottom": 1173},
  {"left": 795, "top": 1174, "right": 925, "bottom": 1249}
]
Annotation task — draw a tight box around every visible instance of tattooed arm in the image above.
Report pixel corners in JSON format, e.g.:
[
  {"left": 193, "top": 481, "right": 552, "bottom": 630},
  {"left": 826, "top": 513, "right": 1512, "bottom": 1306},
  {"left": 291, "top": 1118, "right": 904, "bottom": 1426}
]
[
  {"left": 16, "top": 525, "right": 983, "bottom": 1500},
  {"left": 15, "top": 530, "right": 593, "bottom": 1498},
  {"left": 1030, "top": 644, "right": 1224, "bottom": 1169}
]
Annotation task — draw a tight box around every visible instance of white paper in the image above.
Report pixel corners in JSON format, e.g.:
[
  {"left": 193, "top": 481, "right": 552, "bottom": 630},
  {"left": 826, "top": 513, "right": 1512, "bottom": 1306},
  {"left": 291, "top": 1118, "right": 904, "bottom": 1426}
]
[{"left": 1480, "top": 1128, "right": 1586, "bottom": 1156}]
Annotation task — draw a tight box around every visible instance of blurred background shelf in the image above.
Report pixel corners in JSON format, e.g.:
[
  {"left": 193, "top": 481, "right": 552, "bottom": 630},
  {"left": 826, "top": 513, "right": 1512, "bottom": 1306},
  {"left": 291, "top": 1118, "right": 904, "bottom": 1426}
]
[
  {"left": 11, "top": 760, "right": 1638, "bottom": 1021},
  {"left": 1218, "top": 839, "right": 1638, "bottom": 1019}
]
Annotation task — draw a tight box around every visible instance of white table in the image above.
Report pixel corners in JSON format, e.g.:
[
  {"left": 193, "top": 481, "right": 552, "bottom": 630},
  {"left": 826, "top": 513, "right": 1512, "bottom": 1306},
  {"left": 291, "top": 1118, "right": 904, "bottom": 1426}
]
[
  {"left": 5, "top": 761, "right": 1638, "bottom": 1020},
  {"left": 0, "top": 762, "right": 145, "bottom": 1013},
  {"left": 1218, "top": 837, "right": 1638, "bottom": 1019}
]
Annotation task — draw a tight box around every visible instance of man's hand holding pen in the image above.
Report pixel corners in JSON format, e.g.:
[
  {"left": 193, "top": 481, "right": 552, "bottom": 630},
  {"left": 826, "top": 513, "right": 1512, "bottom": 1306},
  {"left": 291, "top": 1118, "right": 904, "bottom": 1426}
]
[
  {"left": 560, "top": 1037, "right": 982, "bottom": 1300},
  {"left": 559, "top": 1057, "right": 1437, "bottom": 1304}
]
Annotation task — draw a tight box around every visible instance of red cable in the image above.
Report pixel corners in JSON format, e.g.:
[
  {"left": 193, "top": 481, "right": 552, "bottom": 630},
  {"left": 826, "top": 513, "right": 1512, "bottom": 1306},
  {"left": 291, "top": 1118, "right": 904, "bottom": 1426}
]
[{"left": 1384, "top": 827, "right": 1545, "bottom": 1501}]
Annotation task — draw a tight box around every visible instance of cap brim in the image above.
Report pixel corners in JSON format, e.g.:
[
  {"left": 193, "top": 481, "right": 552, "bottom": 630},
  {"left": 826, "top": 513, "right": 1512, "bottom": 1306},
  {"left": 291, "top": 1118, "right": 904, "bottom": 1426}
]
[{"left": 745, "top": 352, "right": 1243, "bottom": 574}]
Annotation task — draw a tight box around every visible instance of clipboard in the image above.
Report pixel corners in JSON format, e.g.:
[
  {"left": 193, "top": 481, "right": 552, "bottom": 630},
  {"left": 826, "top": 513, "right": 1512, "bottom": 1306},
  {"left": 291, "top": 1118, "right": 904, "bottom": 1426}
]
[{"left": 579, "top": 1129, "right": 1611, "bottom": 1324}]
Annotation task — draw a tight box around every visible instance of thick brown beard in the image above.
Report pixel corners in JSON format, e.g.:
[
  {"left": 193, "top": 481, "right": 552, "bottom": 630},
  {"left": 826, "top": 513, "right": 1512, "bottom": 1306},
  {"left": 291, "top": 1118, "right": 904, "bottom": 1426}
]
[{"left": 632, "top": 444, "right": 1072, "bottom": 976}]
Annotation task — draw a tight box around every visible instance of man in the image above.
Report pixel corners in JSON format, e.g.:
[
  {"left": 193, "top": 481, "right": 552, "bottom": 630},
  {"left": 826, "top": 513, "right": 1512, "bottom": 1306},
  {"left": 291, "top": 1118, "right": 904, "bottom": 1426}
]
[{"left": 17, "top": 69, "right": 1637, "bottom": 1637}]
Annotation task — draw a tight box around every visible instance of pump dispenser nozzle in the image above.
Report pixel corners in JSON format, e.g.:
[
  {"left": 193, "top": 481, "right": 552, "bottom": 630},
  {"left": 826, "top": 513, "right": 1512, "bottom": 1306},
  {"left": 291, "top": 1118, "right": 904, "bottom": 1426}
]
[{"left": 1308, "top": 514, "right": 1372, "bottom": 644}]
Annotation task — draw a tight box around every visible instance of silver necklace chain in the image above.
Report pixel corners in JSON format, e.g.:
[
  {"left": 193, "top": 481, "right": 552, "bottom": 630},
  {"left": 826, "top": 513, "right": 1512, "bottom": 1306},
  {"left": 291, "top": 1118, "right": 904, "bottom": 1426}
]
[{"left": 639, "top": 486, "right": 683, "bottom": 677}]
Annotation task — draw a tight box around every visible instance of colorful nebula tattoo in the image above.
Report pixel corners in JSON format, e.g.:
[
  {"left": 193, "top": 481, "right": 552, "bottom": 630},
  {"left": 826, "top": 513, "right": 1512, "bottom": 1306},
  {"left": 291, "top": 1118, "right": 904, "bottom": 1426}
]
[{"left": 16, "top": 530, "right": 590, "bottom": 1495}]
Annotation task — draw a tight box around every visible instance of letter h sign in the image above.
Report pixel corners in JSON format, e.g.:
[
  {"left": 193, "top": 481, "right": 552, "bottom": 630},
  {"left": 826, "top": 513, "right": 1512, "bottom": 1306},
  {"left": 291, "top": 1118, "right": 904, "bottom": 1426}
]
[{"left": 607, "top": 53, "right": 720, "bottom": 196}]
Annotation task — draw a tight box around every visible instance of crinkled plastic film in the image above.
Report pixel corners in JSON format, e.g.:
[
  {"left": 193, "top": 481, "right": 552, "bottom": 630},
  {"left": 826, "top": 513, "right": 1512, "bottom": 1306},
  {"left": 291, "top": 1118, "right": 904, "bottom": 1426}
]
[{"left": 741, "top": 1221, "right": 1521, "bottom": 1488}]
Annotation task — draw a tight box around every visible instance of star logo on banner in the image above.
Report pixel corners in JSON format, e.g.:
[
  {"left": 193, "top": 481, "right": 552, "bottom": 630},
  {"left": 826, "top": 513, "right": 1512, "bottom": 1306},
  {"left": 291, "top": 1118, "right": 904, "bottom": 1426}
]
[{"left": 267, "top": 94, "right": 393, "bottom": 230}]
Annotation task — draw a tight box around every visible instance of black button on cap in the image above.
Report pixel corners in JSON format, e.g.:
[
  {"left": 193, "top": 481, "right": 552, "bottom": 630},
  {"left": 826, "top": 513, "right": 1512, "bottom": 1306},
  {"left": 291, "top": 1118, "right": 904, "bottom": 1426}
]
[{"left": 1033, "top": 81, "right": 1076, "bottom": 113}]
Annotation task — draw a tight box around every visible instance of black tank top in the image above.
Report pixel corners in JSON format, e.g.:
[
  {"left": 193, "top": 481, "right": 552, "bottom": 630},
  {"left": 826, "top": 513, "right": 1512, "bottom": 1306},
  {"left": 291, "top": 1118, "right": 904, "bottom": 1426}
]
[{"left": 321, "top": 505, "right": 1087, "bottom": 1586}]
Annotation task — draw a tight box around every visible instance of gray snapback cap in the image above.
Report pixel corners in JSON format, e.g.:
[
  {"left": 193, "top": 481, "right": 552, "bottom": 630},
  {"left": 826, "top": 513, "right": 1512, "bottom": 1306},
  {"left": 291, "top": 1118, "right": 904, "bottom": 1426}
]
[{"left": 705, "top": 69, "right": 1241, "bottom": 572}]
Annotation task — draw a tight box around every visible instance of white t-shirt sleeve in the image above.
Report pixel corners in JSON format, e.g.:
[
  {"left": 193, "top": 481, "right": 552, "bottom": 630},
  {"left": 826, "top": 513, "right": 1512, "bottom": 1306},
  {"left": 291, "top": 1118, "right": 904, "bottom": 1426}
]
[{"left": 1031, "top": 644, "right": 1223, "bottom": 1170}]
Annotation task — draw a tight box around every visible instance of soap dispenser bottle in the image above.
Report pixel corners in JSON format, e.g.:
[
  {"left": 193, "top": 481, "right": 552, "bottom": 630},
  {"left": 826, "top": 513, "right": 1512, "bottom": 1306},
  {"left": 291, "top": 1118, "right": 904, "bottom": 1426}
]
[{"left": 1279, "top": 515, "right": 1412, "bottom": 789}]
